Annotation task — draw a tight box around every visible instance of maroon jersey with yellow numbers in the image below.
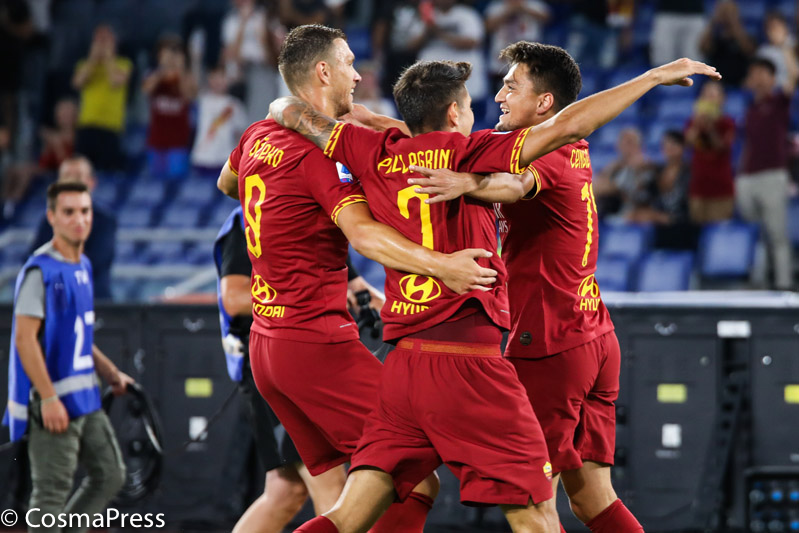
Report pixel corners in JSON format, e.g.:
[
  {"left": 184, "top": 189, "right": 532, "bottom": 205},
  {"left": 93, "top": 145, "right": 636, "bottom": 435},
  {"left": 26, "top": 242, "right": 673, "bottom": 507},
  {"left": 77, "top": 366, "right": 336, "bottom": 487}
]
[
  {"left": 497, "top": 140, "right": 614, "bottom": 358},
  {"left": 324, "top": 122, "right": 533, "bottom": 341},
  {"left": 228, "top": 119, "right": 368, "bottom": 343}
]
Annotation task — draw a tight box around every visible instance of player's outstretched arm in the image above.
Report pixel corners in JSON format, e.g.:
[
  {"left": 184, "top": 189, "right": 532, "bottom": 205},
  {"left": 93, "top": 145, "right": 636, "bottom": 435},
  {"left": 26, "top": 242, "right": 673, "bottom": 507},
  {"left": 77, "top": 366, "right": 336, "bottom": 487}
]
[
  {"left": 345, "top": 104, "right": 411, "bottom": 136},
  {"left": 407, "top": 166, "right": 535, "bottom": 204},
  {"left": 518, "top": 58, "right": 721, "bottom": 168},
  {"left": 270, "top": 96, "right": 339, "bottom": 151},
  {"left": 337, "top": 202, "right": 498, "bottom": 294}
]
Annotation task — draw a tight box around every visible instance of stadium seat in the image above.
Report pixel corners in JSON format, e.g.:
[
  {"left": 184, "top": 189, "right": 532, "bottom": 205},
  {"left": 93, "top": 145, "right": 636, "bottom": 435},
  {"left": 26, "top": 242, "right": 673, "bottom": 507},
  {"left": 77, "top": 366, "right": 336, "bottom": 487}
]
[
  {"left": 599, "top": 223, "right": 654, "bottom": 262},
  {"left": 656, "top": 97, "right": 696, "bottom": 124},
  {"left": 174, "top": 178, "right": 218, "bottom": 206},
  {"left": 724, "top": 89, "right": 749, "bottom": 121},
  {"left": 159, "top": 205, "right": 201, "bottom": 228},
  {"left": 126, "top": 181, "right": 168, "bottom": 207},
  {"left": 595, "top": 256, "right": 634, "bottom": 292},
  {"left": 118, "top": 206, "right": 153, "bottom": 228},
  {"left": 144, "top": 241, "right": 186, "bottom": 264},
  {"left": 92, "top": 180, "right": 120, "bottom": 208},
  {"left": 698, "top": 221, "right": 759, "bottom": 278},
  {"left": 788, "top": 198, "right": 799, "bottom": 247},
  {"left": 635, "top": 251, "right": 694, "bottom": 292}
]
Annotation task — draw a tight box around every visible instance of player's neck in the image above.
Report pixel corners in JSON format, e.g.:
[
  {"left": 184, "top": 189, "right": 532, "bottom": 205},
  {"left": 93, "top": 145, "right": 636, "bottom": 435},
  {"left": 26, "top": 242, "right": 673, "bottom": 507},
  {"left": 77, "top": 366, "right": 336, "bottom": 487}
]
[
  {"left": 51, "top": 235, "right": 84, "bottom": 263},
  {"left": 295, "top": 87, "right": 339, "bottom": 119}
]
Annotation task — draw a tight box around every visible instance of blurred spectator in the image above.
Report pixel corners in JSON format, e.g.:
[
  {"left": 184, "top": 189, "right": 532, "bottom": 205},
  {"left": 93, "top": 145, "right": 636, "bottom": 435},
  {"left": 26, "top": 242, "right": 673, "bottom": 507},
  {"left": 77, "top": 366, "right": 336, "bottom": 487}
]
[
  {"left": 352, "top": 61, "right": 397, "bottom": 118},
  {"left": 757, "top": 12, "right": 797, "bottom": 89},
  {"left": 566, "top": 0, "right": 618, "bottom": 69},
  {"left": 595, "top": 127, "right": 656, "bottom": 219},
  {"left": 685, "top": 81, "right": 736, "bottom": 224},
  {"left": 143, "top": 36, "right": 197, "bottom": 180},
  {"left": 411, "top": 0, "right": 487, "bottom": 104},
  {"left": 72, "top": 25, "right": 132, "bottom": 172},
  {"left": 372, "top": 0, "right": 423, "bottom": 97},
  {"left": 629, "top": 131, "right": 690, "bottom": 225},
  {"left": 182, "top": 0, "right": 228, "bottom": 70},
  {"left": 699, "top": 1, "right": 755, "bottom": 87},
  {"left": 39, "top": 97, "right": 77, "bottom": 172},
  {"left": 485, "top": 0, "right": 550, "bottom": 87},
  {"left": 222, "top": 0, "right": 284, "bottom": 122},
  {"left": 630, "top": 130, "right": 697, "bottom": 249},
  {"left": 0, "top": 0, "right": 33, "bottom": 154},
  {"left": 2, "top": 97, "right": 77, "bottom": 218},
  {"left": 278, "top": 0, "right": 327, "bottom": 29},
  {"left": 737, "top": 57, "right": 797, "bottom": 290},
  {"left": 650, "top": 0, "right": 705, "bottom": 65},
  {"left": 191, "top": 66, "right": 248, "bottom": 175},
  {"left": 28, "top": 155, "right": 117, "bottom": 300}
]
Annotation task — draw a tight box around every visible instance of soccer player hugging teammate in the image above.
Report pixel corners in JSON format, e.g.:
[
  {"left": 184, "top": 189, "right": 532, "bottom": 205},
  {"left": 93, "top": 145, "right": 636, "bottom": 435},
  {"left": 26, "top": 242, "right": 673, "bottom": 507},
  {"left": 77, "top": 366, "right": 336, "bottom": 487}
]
[
  {"left": 402, "top": 44, "right": 723, "bottom": 533},
  {"left": 217, "top": 25, "right": 499, "bottom": 533},
  {"left": 271, "top": 39, "right": 719, "bottom": 533}
]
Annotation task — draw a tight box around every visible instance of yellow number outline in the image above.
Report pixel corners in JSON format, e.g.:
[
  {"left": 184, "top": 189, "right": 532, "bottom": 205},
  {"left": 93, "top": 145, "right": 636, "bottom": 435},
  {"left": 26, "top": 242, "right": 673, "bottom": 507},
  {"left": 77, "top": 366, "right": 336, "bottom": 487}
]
[
  {"left": 397, "top": 185, "right": 434, "bottom": 249},
  {"left": 580, "top": 182, "right": 597, "bottom": 267},
  {"left": 244, "top": 173, "right": 266, "bottom": 258}
]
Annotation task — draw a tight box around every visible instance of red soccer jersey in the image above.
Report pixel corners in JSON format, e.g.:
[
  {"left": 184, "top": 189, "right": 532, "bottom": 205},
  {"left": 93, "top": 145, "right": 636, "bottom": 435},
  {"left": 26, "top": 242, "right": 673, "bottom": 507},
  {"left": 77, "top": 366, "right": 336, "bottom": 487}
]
[
  {"left": 324, "top": 123, "right": 533, "bottom": 341},
  {"left": 497, "top": 141, "right": 614, "bottom": 359},
  {"left": 228, "top": 119, "right": 368, "bottom": 343}
]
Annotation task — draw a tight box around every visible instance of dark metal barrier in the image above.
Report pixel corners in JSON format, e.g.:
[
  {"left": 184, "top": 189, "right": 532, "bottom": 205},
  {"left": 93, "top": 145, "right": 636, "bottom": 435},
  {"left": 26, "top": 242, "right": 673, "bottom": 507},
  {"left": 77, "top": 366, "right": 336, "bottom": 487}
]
[{"left": 0, "top": 295, "right": 797, "bottom": 531}]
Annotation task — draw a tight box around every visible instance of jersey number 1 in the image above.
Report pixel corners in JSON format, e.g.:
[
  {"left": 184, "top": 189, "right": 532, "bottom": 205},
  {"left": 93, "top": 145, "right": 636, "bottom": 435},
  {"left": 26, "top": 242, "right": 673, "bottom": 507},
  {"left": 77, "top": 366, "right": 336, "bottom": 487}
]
[{"left": 580, "top": 182, "right": 598, "bottom": 267}]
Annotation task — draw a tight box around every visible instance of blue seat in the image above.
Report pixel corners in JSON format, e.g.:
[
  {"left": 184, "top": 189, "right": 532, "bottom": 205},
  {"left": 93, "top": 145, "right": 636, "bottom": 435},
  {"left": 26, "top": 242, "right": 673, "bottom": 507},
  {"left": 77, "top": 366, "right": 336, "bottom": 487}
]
[
  {"left": 118, "top": 206, "right": 153, "bottom": 228},
  {"left": 159, "top": 206, "right": 201, "bottom": 228},
  {"left": 788, "top": 199, "right": 799, "bottom": 247},
  {"left": 724, "top": 90, "right": 749, "bottom": 121},
  {"left": 698, "top": 222, "right": 759, "bottom": 278},
  {"left": 185, "top": 243, "right": 213, "bottom": 266},
  {"left": 595, "top": 256, "right": 634, "bottom": 292},
  {"left": 174, "top": 178, "right": 219, "bottom": 206},
  {"left": 599, "top": 223, "right": 654, "bottom": 262},
  {"left": 144, "top": 241, "right": 186, "bottom": 264},
  {"left": 656, "top": 97, "right": 696, "bottom": 123},
  {"left": 126, "top": 181, "right": 167, "bottom": 207},
  {"left": 635, "top": 251, "right": 694, "bottom": 292}
]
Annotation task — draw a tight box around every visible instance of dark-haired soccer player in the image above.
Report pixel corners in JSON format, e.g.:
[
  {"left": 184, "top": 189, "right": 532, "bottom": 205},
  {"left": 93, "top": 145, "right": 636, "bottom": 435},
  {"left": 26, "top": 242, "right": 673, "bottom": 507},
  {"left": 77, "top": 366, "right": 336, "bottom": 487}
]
[
  {"left": 216, "top": 25, "right": 498, "bottom": 533},
  {"left": 407, "top": 42, "right": 646, "bottom": 533},
  {"left": 271, "top": 52, "right": 718, "bottom": 532}
]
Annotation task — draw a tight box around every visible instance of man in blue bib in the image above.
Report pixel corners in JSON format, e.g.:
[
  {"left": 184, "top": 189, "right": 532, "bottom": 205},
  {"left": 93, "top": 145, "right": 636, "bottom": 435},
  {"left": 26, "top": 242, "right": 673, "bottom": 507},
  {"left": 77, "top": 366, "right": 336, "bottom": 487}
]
[{"left": 4, "top": 181, "right": 133, "bottom": 532}]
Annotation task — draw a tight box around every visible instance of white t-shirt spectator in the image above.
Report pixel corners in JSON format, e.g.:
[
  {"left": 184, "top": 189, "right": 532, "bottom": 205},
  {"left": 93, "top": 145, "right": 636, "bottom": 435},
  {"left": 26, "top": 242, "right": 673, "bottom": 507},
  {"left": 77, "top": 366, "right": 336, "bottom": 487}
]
[
  {"left": 485, "top": 0, "right": 550, "bottom": 75},
  {"left": 418, "top": 5, "right": 487, "bottom": 101},
  {"left": 757, "top": 40, "right": 796, "bottom": 89},
  {"left": 221, "top": 8, "right": 267, "bottom": 66},
  {"left": 191, "top": 92, "right": 248, "bottom": 168}
]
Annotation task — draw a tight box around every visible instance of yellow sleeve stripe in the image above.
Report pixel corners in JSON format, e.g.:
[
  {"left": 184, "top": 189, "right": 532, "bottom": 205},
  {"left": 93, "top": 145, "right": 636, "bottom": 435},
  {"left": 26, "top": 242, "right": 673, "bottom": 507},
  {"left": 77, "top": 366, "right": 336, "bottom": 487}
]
[
  {"left": 331, "top": 194, "right": 368, "bottom": 226},
  {"left": 324, "top": 122, "right": 346, "bottom": 158},
  {"left": 228, "top": 159, "right": 239, "bottom": 176},
  {"left": 526, "top": 165, "right": 542, "bottom": 200},
  {"left": 510, "top": 126, "right": 532, "bottom": 175}
]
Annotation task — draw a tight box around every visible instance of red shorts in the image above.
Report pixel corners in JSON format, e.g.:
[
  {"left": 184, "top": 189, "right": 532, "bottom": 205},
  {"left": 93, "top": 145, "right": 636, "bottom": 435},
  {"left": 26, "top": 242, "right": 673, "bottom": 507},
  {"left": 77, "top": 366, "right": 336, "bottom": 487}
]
[
  {"left": 249, "top": 331, "right": 382, "bottom": 475},
  {"left": 351, "top": 313, "right": 553, "bottom": 507},
  {"left": 509, "top": 331, "right": 620, "bottom": 474}
]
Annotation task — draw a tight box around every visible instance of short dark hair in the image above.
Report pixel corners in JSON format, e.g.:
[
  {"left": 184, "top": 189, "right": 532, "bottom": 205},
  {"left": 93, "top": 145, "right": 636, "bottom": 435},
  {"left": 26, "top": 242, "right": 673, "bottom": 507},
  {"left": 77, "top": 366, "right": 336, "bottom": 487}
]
[
  {"left": 392, "top": 61, "right": 472, "bottom": 134},
  {"left": 47, "top": 181, "right": 89, "bottom": 211},
  {"left": 500, "top": 42, "right": 582, "bottom": 111},
  {"left": 750, "top": 57, "right": 777, "bottom": 76},
  {"left": 278, "top": 25, "right": 346, "bottom": 92},
  {"left": 663, "top": 130, "right": 685, "bottom": 145}
]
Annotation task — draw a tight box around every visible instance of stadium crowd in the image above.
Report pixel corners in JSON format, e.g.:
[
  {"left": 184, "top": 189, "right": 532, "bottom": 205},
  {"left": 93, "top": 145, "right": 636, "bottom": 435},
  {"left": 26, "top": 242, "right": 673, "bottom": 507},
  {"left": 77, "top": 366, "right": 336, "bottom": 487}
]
[{"left": 0, "top": 0, "right": 798, "bottom": 298}]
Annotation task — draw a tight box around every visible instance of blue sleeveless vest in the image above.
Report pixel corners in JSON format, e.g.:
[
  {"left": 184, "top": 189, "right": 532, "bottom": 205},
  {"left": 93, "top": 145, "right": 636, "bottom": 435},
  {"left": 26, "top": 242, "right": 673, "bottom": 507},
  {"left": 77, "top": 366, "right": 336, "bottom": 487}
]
[
  {"left": 214, "top": 206, "right": 247, "bottom": 382},
  {"left": 3, "top": 250, "right": 101, "bottom": 441}
]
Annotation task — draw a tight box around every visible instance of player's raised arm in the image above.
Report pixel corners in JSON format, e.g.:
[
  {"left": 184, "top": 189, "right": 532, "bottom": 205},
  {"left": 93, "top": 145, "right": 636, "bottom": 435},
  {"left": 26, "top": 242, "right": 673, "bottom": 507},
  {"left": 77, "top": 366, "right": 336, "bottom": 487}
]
[
  {"left": 270, "top": 95, "right": 340, "bottom": 151},
  {"left": 217, "top": 158, "right": 239, "bottom": 199},
  {"left": 517, "top": 58, "right": 721, "bottom": 168},
  {"left": 336, "top": 202, "right": 499, "bottom": 294}
]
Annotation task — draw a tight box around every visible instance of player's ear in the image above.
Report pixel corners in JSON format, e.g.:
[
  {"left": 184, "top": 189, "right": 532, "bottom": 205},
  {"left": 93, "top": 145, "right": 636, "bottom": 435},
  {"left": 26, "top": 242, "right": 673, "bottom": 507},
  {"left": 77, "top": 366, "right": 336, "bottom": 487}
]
[
  {"left": 315, "top": 60, "right": 331, "bottom": 87},
  {"left": 538, "top": 93, "right": 555, "bottom": 115},
  {"left": 446, "top": 101, "right": 460, "bottom": 129},
  {"left": 46, "top": 206, "right": 56, "bottom": 227}
]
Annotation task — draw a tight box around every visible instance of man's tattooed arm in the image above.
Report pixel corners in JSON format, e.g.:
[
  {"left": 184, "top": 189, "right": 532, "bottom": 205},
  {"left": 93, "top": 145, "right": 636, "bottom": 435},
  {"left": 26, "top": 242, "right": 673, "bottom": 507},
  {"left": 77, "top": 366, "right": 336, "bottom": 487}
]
[{"left": 269, "top": 96, "right": 339, "bottom": 151}]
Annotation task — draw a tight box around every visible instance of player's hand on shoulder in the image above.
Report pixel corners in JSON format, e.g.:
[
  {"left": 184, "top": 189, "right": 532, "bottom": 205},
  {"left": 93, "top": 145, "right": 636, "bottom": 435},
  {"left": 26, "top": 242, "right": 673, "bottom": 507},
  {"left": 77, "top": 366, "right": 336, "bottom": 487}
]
[
  {"left": 408, "top": 165, "right": 481, "bottom": 204},
  {"left": 41, "top": 397, "right": 69, "bottom": 434},
  {"left": 653, "top": 58, "right": 721, "bottom": 87},
  {"left": 438, "top": 249, "right": 498, "bottom": 294}
]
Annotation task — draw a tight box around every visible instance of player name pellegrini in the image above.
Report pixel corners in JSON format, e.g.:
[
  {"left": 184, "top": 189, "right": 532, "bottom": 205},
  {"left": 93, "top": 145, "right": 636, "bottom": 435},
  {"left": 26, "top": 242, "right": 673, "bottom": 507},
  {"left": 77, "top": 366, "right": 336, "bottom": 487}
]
[{"left": 377, "top": 149, "right": 453, "bottom": 175}]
